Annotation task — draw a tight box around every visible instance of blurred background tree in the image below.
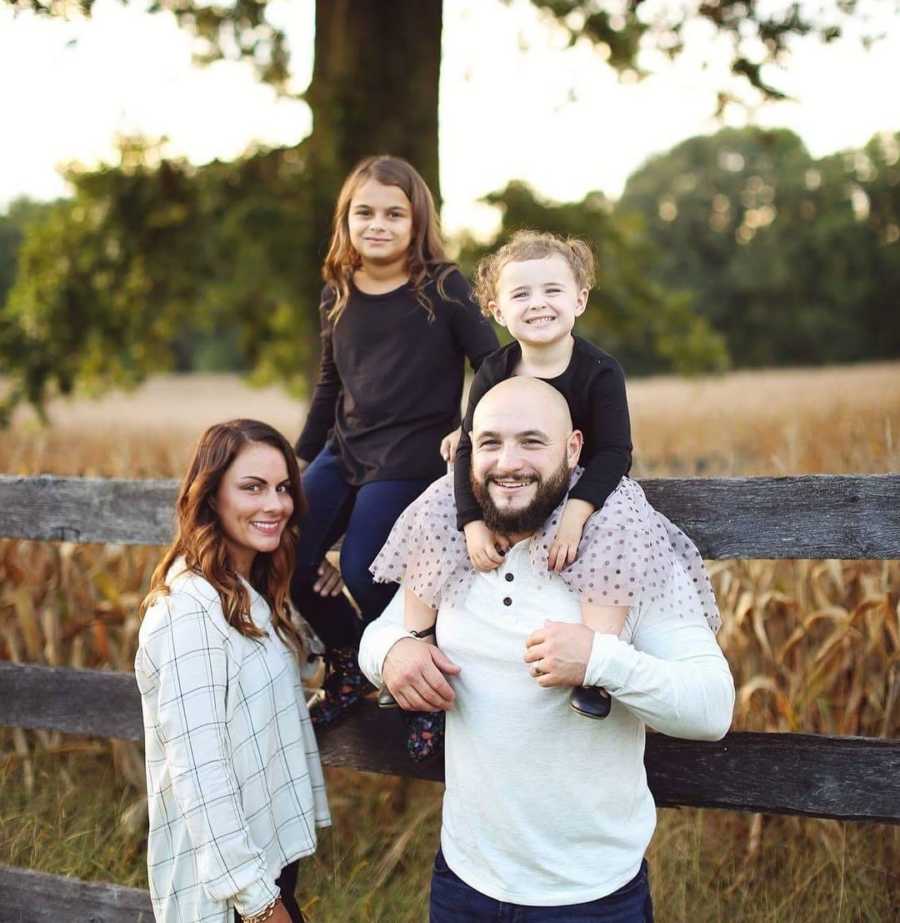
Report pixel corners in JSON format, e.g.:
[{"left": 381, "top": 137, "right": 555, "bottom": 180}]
[
  {"left": 0, "top": 0, "right": 894, "bottom": 422},
  {"left": 618, "top": 127, "right": 900, "bottom": 366},
  {"left": 456, "top": 182, "right": 730, "bottom": 375},
  {"left": 0, "top": 198, "right": 53, "bottom": 307}
]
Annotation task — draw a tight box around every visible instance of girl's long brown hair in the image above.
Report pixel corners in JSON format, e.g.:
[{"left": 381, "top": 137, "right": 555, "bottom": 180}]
[
  {"left": 141, "top": 419, "right": 307, "bottom": 655},
  {"left": 323, "top": 155, "right": 457, "bottom": 324}
]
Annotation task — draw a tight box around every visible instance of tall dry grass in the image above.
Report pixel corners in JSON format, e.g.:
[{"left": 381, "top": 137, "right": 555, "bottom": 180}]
[
  {"left": 628, "top": 361, "right": 900, "bottom": 477},
  {"left": 1, "top": 362, "right": 899, "bottom": 921}
]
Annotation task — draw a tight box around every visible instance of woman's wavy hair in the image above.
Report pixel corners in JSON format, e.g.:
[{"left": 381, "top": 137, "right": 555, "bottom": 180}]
[
  {"left": 472, "top": 230, "right": 596, "bottom": 317},
  {"left": 141, "top": 419, "right": 307, "bottom": 655},
  {"left": 323, "top": 155, "right": 457, "bottom": 324}
]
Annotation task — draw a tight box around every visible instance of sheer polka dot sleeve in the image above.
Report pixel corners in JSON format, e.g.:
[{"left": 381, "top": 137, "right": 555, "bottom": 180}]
[
  {"left": 655, "top": 515, "right": 721, "bottom": 633},
  {"left": 543, "top": 478, "right": 721, "bottom": 633},
  {"left": 369, "top": 473, "right": 470, "bottom": 608}
]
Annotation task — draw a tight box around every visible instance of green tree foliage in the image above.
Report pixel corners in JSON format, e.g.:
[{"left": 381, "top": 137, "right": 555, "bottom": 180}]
[
  {"left": 618, "top": 127, "right": 900, "bottom": 367},
  {"left": 1, "top": 1, "right": 445, "bottom": 420},
  {"left": 2, "top": 147, "right": 204, "bottom": 422},
  {"left": 0, "top": 197, "right": 58, "bottom": 422},
  {"left": 0, "top": 139, "right": 321, "bottom": 423},
  {"left": 0, "top": 198, "right": 53, "bottom": 306},
  {"left": 0, "top": 0, "right": 892, "bottom": 421},
  {"left": 524, "top": 0, "right": 885, "bottom": 105},
  {"left": 14, "top": 0, "right": 879, "bottom": 102},
  {"left": 457, "top": 182, "right": 729, "bottom": 375}
]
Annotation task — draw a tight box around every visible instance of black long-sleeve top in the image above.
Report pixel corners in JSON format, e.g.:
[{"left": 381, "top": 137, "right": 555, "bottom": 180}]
[
  {"left": 295, "top": 271, "right": 499, "bottom": 486},
  {"left": 454, "top": 335, "right": 632, "bottom": 529}
]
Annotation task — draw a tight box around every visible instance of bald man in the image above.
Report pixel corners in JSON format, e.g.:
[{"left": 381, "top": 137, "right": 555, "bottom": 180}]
[{"left": 359, "top": 378, "right": 734, "bottom": 922}]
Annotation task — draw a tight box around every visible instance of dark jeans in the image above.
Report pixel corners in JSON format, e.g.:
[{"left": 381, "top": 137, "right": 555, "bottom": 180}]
[
  {"left": 429, "top": 849, "right": 654, "bottom": 923},
  {"left": 233, "top": 860, "right": 303, "bottom": 922},
  {"left": 291, "top": 444, "right": 432, "bottom": 650}
]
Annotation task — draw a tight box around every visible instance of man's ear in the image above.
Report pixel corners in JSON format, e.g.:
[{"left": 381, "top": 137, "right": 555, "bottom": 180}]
[
  {"left": 566, "top": 429, "right": 584, "bottom": 469},
  {"left": 489, "top": 301, "right": 505, "bottom": 326}
]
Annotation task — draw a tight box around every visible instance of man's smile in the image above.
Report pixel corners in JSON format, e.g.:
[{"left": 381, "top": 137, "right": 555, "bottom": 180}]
[{"left": 487, "top": 475, "right": 539, "bottom": 503}]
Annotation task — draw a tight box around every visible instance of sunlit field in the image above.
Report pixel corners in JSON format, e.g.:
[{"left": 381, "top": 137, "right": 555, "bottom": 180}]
[{"left": 2, "top": 362, "right": 899, "bottom": 922}]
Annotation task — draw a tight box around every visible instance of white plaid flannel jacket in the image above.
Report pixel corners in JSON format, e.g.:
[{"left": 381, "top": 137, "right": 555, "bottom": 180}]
[{"left": 135, "top": 562, "right": 330, "bottom": 922}]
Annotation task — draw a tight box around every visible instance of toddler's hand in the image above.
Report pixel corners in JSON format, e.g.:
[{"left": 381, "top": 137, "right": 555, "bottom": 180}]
[
  {"left": 464, "top": 520, "right": 509, "bottom": 572},
  {"left": 440, "top": 427, "right": 462, "bottom": 463},
  {"left": 547, "top": 499, "right": 594, "bottom": 573}
]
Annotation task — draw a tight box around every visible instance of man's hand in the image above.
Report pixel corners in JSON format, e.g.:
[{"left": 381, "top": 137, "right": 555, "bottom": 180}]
[
  {"left": 524, "top": 621, "right": 594, "bottom": 687},
  {"left": 440, "top": 427, "right": 462, "bottom": 463},
  {"left": 547, "top": 499, "right": 594, "bottom": 573},
  {"left": 464, "top": 520, "right": 510, "bottom": 572},
  {"left": 383, "top": 638, "right": 461, "bottom": 712}
]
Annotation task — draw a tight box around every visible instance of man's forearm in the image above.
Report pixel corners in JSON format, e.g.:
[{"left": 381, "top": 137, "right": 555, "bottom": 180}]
[
  {"left": 585, "top": 625, "right": 734, "bottom": 741},
  {"left": 358, "top": 597, "right": 408, "bottom": 687}
]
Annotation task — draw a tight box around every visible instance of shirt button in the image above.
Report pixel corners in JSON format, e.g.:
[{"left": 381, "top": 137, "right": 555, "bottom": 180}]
[
  {"left": 503, "top": 596, "right": 513, "bottom": 606},
  {"left": 505, "top": 572, "right": 514, "bottom": 582}
]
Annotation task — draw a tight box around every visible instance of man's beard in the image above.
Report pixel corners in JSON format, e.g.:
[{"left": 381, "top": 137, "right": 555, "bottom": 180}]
[{"left": 471, "top": 458, "right": 570, "bottom": 537}]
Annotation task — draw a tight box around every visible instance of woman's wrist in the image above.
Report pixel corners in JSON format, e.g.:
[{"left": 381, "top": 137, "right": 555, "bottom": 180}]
[
  {"left": 242, "top": 896, "right": 282, "bottom": 923},
  {"left": 234, "top": 878, "right": 282, "bottom": 922}
]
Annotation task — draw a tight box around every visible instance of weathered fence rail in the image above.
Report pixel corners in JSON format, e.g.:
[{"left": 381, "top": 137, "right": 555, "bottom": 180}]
[
  {"left": 0, "top": 865, "right": 154, "bottom": 922},
  {"left": 2, "top": 661, "right": 898, "bottom": 823},
  {"left": 2, "top": 473, "right": 899, "bottom": 556},
  {"left": 1, "top": 473, "right": 899, "bottom": 920}
]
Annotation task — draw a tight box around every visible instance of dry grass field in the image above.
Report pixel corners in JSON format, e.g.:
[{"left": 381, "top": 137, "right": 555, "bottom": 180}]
[
  {"left": 4, "top": 361, "right": 900, "bottom": 478},
  {"left": 1, "top": 362, "right": 899, "bottom": 922}
]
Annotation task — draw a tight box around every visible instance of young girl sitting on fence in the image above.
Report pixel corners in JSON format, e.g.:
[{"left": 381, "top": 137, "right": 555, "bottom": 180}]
[
  {"left": 290, "top": 155, "right": 498, "bottom": 729},
  {"left": 371, "top": 231, "right": 721, "bottom": 760},
  {"left": 136, "top": 420, "right": 330, "bottom": 923}
]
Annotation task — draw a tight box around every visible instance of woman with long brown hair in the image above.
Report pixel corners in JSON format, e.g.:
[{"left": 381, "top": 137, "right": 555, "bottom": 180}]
[{"left": 136, "top": 419, "right": 330, "bottom": 923}]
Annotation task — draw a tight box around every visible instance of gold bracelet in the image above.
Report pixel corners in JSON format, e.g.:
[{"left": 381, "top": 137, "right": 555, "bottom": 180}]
[{"left": 242, "top": 896, "right": 282, "bottom": 923}]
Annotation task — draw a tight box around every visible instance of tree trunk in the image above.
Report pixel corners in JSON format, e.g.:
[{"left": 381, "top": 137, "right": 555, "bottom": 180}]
[{"left": 306, "top": 0, "right": 443, "bottom": 264}]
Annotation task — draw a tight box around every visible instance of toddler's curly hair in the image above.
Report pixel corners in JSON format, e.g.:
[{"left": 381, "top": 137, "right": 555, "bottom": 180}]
[{"left": 472, "top": 230, "right": 596, "bottom": 317}]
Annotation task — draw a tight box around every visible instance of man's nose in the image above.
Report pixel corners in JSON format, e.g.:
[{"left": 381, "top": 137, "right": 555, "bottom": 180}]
[{"left": 496, "top": 442, "right": 524, "bottom": 470}]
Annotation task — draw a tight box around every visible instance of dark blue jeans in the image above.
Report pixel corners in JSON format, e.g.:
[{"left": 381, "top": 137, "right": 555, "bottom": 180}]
[
  {"left": 429, "top": 849, "right": 654, "bottom": 923},
  {"left": 291, "top": 444, "right": 432, "bottom": 650}
]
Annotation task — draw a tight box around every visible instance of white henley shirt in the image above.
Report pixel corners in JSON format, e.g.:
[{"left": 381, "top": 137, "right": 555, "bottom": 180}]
[{"left": 359, "top": 538, "right": 734, "bottom": 907}]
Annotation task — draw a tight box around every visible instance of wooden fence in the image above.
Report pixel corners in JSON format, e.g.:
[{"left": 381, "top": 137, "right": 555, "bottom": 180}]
[{"left": 1, "top": 473, "right": 899, "bottom": 921}]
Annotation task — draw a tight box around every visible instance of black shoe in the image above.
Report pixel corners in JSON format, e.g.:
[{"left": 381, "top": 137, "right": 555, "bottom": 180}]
[
  {"left": 569, "top": 685, "right": 612, "bottom": 719},
  {"left": 310, "top": 647, "right": 374, "bottom": 729},
  {"left": 377, "top": 685, "right": 399, "bottom": 709}
]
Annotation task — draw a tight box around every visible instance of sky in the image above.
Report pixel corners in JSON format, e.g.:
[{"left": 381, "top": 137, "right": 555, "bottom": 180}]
[{"left": 1, "top": 0, "right": 899, "bottom": 237}]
